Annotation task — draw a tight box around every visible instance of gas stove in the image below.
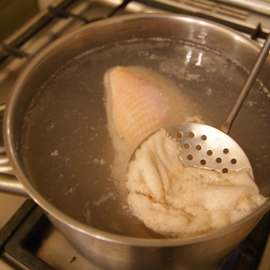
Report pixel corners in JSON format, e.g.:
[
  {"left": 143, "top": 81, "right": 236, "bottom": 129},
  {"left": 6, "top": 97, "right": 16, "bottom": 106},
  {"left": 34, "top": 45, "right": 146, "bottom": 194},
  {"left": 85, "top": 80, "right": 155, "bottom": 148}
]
[{"left": 1, "top": 0, "right": 270, "bottom": 269}]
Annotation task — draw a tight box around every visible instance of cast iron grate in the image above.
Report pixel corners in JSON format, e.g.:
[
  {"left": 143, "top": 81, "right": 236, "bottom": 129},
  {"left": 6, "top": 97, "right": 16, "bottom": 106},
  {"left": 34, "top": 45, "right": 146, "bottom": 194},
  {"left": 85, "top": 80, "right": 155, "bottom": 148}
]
[
  {"left": 0, "top": 0, "right": 131, "bottom": 63},
  {"left": 1, "top": 0, "right": 269, "bottom": 63}
]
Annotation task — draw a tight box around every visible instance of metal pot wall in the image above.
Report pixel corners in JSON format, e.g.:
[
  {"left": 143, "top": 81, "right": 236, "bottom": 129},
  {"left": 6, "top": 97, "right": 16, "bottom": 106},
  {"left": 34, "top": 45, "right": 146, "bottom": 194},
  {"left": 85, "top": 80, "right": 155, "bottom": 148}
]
[{"left": 1, "top": 14, "right": 270, "bottom": 270}]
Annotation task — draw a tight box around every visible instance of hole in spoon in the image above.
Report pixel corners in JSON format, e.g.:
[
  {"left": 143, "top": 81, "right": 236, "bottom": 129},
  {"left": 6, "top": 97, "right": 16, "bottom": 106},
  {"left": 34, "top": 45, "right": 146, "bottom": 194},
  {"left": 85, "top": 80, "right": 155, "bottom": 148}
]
[
  {"left": 207, "top": 150, "right": 213, "bottom": 156},
  {"left": 184, "top": 143, "right": 190, "bottom": 149},
  {"left": 222, "top": 168, "right": 228, "bottom": 173},
  {"left": 196, "top": 145, "right": 202, "bottom": 150},
  {"left": 201, "top": 135, "right": 207, "bottom": 141},
  {"left": 177, "top": 132, "right": 183, "bottom": 139},
  {"left": 223, "top": 148, "right": 229, "bottom": 154},
  {"left": 216, "top": 157, "right": 222, "bottom": 163},
  {"left": 231, "top": 158, "right": 237, "bottom": 164},
  {"left": 187, "top": 155, "right": 193, "bottom": 160},
  {"left": 200, "top": 159, "right": 206, "bottom": 165},
  {"left": 189, "top": 132, "right": 195, "bottom": 138}
]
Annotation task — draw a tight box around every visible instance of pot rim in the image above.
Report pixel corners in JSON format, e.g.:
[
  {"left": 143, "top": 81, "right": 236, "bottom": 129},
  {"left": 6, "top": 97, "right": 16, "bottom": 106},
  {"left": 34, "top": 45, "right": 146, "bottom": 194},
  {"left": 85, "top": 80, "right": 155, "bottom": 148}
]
[{"left": 4, "top": 13, "right": 270, "bottom": 247}]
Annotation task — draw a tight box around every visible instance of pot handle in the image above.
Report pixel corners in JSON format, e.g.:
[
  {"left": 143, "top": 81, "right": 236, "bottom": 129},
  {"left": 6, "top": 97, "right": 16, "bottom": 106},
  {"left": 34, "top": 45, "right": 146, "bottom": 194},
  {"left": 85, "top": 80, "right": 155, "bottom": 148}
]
[
  {"left": 0, "top": 173, "right": 29, "bottom": 197},
  {"left": 0, "top": 104, "right": 29, "bottom": 197}
]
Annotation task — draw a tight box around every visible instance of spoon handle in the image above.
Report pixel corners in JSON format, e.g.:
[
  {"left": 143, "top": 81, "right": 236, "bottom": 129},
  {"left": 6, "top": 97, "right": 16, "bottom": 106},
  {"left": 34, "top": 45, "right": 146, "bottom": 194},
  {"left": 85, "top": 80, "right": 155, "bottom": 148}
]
[{"left": 220, "top": 33, "right": 270, "bottom": 134}]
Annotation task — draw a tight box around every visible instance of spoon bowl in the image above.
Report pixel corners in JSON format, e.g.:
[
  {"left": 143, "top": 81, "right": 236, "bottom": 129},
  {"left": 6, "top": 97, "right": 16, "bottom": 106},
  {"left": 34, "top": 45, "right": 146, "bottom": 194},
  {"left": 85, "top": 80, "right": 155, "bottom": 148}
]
[{"left": 164, "top": 123, "right": 252, "bottom": 174}]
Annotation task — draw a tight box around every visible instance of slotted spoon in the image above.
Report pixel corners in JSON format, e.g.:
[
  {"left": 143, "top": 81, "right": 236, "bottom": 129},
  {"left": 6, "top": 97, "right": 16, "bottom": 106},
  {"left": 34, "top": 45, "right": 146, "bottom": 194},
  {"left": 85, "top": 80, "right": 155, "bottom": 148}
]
[{"left": 133, "top": 33, "right": 270, "bottom": 174}]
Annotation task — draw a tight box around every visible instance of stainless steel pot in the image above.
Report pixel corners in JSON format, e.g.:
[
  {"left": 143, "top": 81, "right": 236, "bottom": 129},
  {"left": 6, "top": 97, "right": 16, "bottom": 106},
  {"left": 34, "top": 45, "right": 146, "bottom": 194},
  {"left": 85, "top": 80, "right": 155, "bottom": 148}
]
[{"left": 1, "top": 14, "right": 270, "bottom": 270}]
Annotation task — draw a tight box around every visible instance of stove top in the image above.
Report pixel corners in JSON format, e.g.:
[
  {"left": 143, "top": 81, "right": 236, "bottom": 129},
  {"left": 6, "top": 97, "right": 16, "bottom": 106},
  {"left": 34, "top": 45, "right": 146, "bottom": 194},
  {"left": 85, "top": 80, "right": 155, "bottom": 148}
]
[{"left": 1, "top": 0, "right": 270, "bottom": 269}]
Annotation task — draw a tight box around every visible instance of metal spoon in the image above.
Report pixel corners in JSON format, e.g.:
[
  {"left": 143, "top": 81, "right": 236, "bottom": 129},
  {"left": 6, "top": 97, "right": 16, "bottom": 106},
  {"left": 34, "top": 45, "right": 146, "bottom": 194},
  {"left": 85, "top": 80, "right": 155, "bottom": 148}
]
[{"left": 131, "top": 34, "right": 270, "bottom": 174}]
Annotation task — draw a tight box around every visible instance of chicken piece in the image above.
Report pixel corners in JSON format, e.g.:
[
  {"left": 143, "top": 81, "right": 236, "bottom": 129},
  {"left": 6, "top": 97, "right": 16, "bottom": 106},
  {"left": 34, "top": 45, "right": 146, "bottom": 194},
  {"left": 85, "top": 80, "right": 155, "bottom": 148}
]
[{"left": 104, "top": 66, "right": 200, "bottom": 155}]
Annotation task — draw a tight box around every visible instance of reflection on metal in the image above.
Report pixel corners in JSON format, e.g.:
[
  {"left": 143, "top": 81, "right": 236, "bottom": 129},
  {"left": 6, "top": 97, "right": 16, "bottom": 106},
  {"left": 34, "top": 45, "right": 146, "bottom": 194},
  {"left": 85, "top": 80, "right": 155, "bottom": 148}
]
[
  {"left": 196, "top": 52, "right": 203, "bottom": 66},
  {"left": 0, "top": 155, "right": 13, "bottom": 175},
  {"left": 185, "top": 49, "right": 192, "bottom": 64},
  {"left": 215, "top": 0, "right": 270, "bottom": 16},
  {"left": 198, "top": 28, "right": 208, "bottom": 43}
]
